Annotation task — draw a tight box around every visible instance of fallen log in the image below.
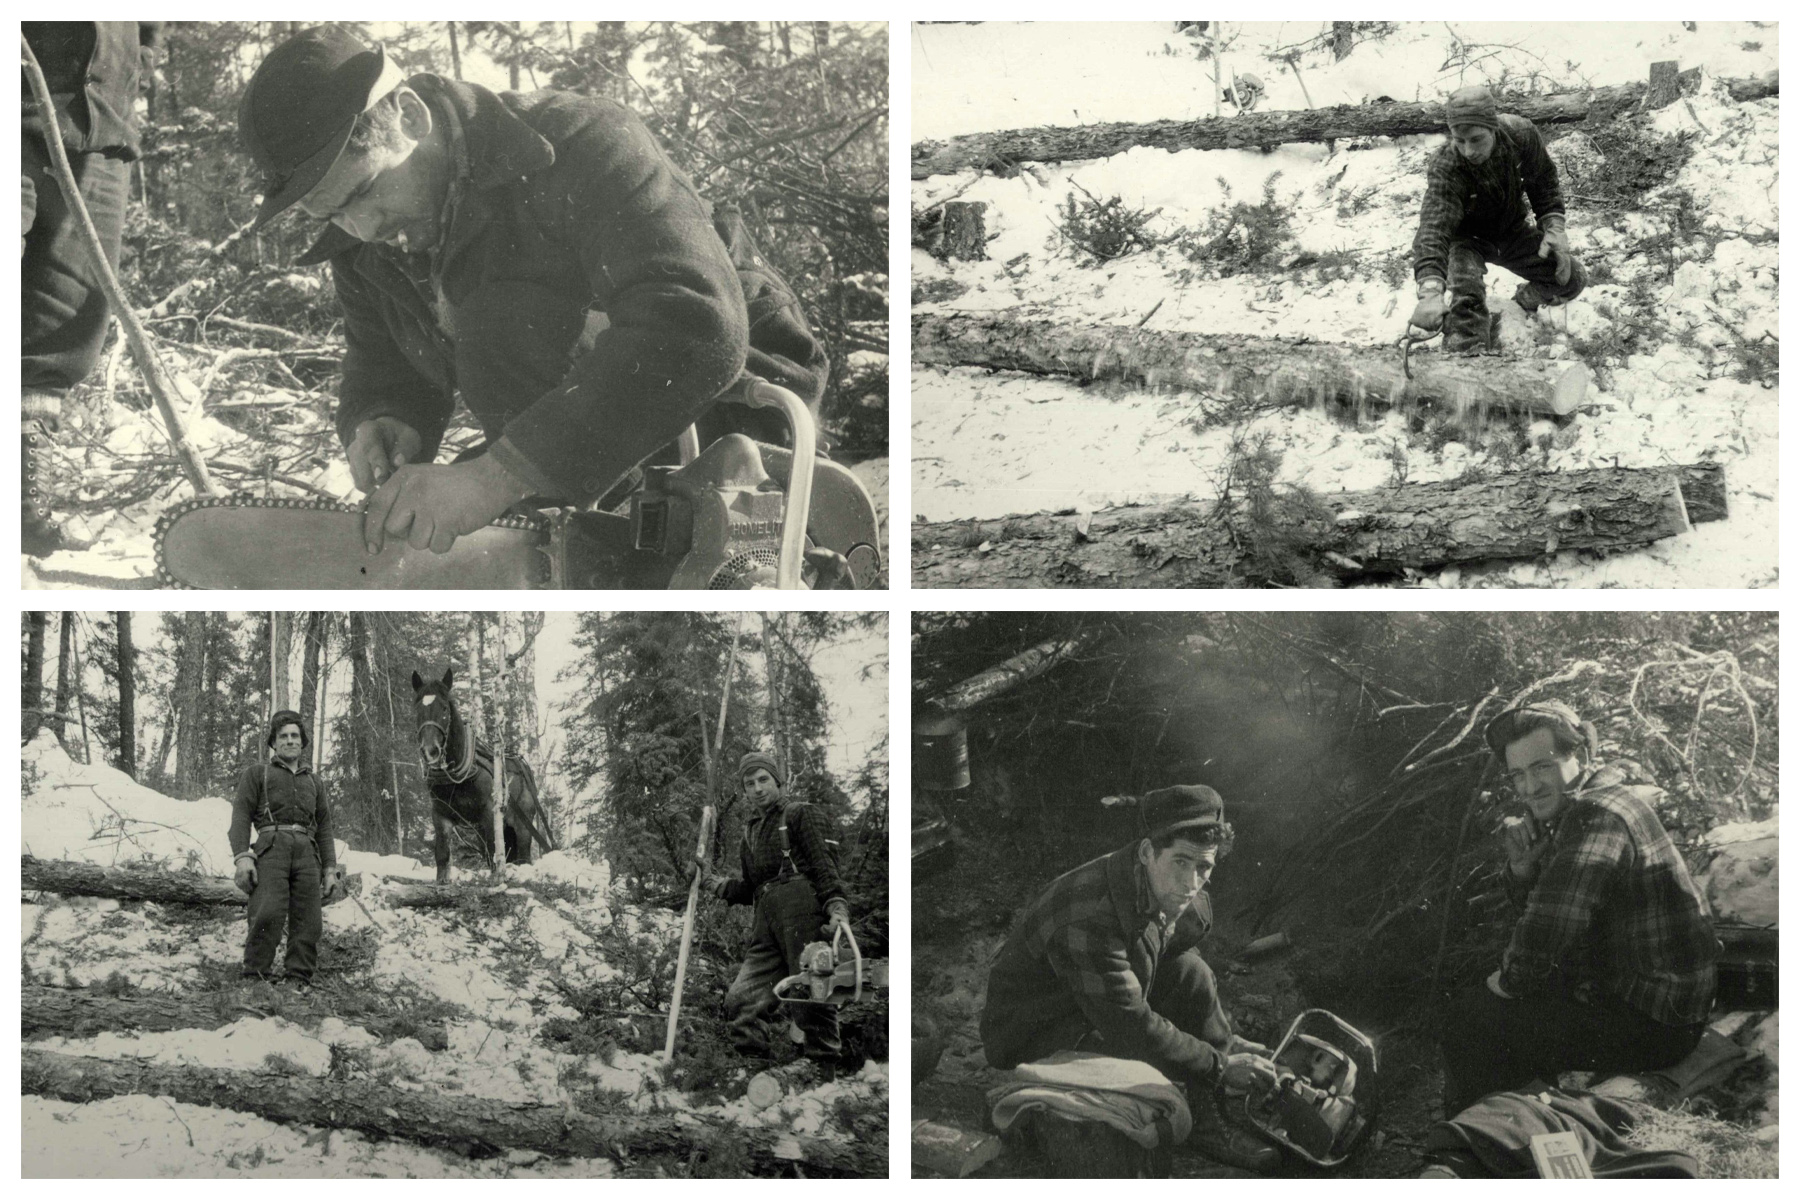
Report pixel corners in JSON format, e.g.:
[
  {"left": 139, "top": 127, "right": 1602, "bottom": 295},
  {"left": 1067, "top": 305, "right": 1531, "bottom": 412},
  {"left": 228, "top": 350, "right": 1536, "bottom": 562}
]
[
  {"left": 912, "top": 69, "right": 1778, "bottom": 177},
  {"left": 22, "top": 1048, "right": 882, "bottom": 1175},
  {"left": 915, "top": 310, "right": 1591, "bottom": 418},
  {"left": 912, "top": 463, "right": 1727, "bottom": 588},
  {"left": 23, "top": 983, "right": 227, "bottom": 1037},
  {"left": 23, "top": 855, "right": 247, "bottom": 907}
]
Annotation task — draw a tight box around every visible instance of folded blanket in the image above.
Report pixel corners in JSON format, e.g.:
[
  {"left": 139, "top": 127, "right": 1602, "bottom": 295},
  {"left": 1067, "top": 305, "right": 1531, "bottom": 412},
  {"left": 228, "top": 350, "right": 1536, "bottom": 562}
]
[{"left": 989, "top": 1050, "right": 1192, "bottom": 1150}]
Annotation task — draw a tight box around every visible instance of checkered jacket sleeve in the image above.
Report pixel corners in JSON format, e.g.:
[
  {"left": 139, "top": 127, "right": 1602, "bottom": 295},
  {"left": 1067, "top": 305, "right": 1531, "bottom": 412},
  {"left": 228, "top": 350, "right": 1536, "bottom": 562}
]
[
  {"left": 1037, "top": 915, "right": 1224, "bottom": 1084},
  {"left": 1499, "top": 806, "right": 1630, "bottom": 998},
  {"left": 1512, "top": 118, "right": 1566, "bottom": 227},
  {"left": 787, "top": 803, "right": 847, "bottom": 909},
  {"left": 1411, "top": 150, "right": 1465, "bottom": 287}
]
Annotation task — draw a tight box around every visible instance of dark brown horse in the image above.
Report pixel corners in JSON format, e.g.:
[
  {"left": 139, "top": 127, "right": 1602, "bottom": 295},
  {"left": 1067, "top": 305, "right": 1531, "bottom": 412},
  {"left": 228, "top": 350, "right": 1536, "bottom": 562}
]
[{"left": 411, "top": 667, "right": 555, "bottom": 884}]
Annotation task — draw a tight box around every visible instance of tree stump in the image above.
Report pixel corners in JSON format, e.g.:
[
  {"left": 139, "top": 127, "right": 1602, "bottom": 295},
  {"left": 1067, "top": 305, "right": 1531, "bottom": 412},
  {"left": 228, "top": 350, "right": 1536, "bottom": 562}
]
[
  {"left": 1332, "top": 22, "right": 1355, "bottom": 61},
  {"left": 1646, "top": 60, "right": 1681, "bottom": 110},
  {"left": 942, "top": 201, "right": 988, "bottom": 261}
]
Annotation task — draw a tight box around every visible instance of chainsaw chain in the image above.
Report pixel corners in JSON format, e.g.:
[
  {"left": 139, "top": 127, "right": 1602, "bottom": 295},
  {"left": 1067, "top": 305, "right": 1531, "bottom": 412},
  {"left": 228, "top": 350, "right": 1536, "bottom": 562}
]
[{"left": 153, "top": 494, "right": 547, "bottom": 589}]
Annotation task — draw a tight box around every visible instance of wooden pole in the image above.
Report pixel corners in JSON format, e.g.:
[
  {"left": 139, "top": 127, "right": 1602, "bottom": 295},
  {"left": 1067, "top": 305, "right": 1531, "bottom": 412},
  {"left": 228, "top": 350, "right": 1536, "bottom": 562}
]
[
  {"left": 491, "top": 613, "right": 509, "bottom": 879},
  {"left": 663, "top": 805, "right": 715, "bottom": 1063},
  {"left": 21, "top": 36, "right": 217, "bottom": 498}
]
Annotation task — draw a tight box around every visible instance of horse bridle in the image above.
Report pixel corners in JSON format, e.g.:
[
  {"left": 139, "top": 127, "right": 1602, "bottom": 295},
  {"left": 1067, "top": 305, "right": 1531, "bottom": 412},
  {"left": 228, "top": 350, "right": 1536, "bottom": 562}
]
[{"left": 418, "top": 705, "right": 476, "bottom": 785}]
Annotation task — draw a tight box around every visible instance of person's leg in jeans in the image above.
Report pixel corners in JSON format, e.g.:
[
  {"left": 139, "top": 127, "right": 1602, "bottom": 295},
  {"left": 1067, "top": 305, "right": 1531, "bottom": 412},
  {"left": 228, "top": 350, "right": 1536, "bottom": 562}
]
[
  {"left": 281, "top": 839, "right": 324, "bottom": 982},
  {"left": 1488, "top": 223, "right": 1589, "bottom": 313},
  {"left": 1443, "top": 238, "right": 1494, "bottom": 353}
]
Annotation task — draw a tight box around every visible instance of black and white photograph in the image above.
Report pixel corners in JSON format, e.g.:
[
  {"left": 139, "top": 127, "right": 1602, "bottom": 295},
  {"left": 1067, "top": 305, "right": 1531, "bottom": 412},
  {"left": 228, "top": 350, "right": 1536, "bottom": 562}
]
[
  {"left": 21, "top": 610, "right": 890, "bottom": 1177},
  {"left": 910, "top": 22, "right": 1777, "bottom": 588},
  {"left": 22, "top": 21, "right": 889, "bottom": 590},
  {"left": 912, "top": 611, "right": 1775, "bottom": 1177}
]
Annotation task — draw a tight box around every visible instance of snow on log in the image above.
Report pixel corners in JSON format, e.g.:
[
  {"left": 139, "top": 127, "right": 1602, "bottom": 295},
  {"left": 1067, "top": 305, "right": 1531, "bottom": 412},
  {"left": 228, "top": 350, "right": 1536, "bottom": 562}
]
[
  {"left": 912, "top": 464, "right": 1727, "bottom": 589},
  {"left": 915, "top": 310, "right": 1591, "bottom": 418},
  {"left": 911, "top": 69, "right": 1779, "bottom": 177},
  {"left": 21, "top": 1048, "right": 881, "bottom": 1175},
  {"left": 933, "top": 630, "right": 1102, "bottom": 712},
  {"left": 23, "top": 855, "right": 247, "bottom": 907}
]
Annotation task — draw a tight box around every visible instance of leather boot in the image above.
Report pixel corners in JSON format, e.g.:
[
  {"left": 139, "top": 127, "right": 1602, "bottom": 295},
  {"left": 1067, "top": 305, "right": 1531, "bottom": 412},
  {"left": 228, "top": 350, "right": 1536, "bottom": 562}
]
[
  {"left": 22, "top": 415, "right": 67, "bottom": 558},
  {"left": 1187, "top": 1084, "right": 1281, "bottom": 1173}
]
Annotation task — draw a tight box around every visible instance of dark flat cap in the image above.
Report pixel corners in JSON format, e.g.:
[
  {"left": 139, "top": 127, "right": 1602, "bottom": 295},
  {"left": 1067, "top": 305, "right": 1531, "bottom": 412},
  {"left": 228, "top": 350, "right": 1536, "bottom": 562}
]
[{"left": 1141, "top": 784, "right": 1226, "bottom": 840}]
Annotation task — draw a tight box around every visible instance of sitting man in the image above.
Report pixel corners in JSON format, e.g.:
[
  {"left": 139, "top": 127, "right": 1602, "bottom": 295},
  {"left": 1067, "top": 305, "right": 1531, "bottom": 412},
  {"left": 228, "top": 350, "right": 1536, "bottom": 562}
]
[
  {"left": 229, "top": 710, "right": 345, "bottom": 989},
  {"left": 981, "top": 785, "right": 1281, "bottom": 1172},
  {"left": 707, "top": 752, "right": 853, "bottom": 1071},
  {"left": 1439, "top": 701, "right": 1716, "bottom": 1116},
  {"left": 1408, "top": 84, "right": 1587, "bottom": 354},
  {"left": 236, "top": 26, "right": 826, "bottom": 556}
]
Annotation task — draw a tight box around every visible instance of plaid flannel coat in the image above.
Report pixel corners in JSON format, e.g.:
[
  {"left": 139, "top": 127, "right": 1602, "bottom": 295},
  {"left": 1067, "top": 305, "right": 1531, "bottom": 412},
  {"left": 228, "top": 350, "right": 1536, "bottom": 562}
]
[
  {"left": 1500, "top": 763, "right": 1716, "bottom": 1025},
  {"left": 1413, "top": 113, "right": 1567, "bottom": 286},
  {"left": 981, "top": 844, "right": 1222, "bottom": 1081},
  {"left": 719, "top": 801, "right": 846, "bottom": 908}
]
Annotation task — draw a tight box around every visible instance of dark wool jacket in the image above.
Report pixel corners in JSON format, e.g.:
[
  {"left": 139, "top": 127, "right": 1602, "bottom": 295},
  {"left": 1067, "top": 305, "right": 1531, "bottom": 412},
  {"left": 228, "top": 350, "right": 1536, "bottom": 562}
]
[
  {"left": 22, "top": 22, "right": 160, "bottom": 160},
  {"left": 1499, "top": 762, "right": 1716, "bottom": 1026},
  {"left": 304, "top": 77, "right": 827, "bottom": 505},
  {"left": 1412, "top": 112, "right": 1567, "bottom": 286},
  {"left": 721, "top": 800, "right": 846, "bottom": 909},
  {"left": 981, "top": 844, "right": 1220, "bottom": 1083},
  {"left": 228, "top": 759, "right": 337, "bottom": 871}
]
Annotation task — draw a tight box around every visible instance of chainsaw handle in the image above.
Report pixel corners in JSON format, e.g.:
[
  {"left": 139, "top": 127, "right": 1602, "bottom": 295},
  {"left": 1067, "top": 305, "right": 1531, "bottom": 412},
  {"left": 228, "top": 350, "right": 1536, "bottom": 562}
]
[
  {"left": 724, "top": 381, "right": 815, "bottom": 590},
  {"left": 834, "top": 920, "right": 862, "bottom": 1004}
]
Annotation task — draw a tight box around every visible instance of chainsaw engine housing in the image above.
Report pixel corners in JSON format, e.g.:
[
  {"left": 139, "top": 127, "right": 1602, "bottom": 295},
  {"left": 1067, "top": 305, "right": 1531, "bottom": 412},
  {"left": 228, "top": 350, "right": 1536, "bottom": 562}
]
[{"left": 1233, "top": 1009, "right": 1379, "bottom": 1167}]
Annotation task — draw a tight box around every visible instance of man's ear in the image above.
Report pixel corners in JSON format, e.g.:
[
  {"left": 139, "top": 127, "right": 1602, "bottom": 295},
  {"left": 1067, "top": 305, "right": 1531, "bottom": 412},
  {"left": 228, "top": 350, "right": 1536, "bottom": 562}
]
[
  {"left": 1136, "top": 838, "right": 1153, "bottom": 868},
  {"left": 395, "top": 86, "right": 433, "bottom": 141}
]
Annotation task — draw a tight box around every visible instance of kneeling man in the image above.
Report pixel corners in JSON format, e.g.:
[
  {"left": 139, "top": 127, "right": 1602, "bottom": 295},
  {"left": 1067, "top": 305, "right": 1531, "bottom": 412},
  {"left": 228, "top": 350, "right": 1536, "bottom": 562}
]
[
  {"left": 982, "top": 785, "right": 1279, "bottom": 1171},
  {"left": 1440, "top": 701, "right": 1716, "bottom": 1115}
]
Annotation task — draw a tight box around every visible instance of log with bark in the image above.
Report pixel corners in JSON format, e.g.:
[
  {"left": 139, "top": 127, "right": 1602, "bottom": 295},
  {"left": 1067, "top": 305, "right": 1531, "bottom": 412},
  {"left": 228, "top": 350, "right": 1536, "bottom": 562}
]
[
  {"left": 22, "top": 1048, "right": 883, "bottom": 1175},
  {"left": 915, "top": 310, "right": 1592, "bottom": 417},
  {"left": 913, "top": 463, "right": 1727, "bottom": 588},
  {"left": 22, "top": 983, "right": 234, "bottom": 1037},
  {"left": 911, "top": 69, "right": 1778, "bottom": 177},
  {"left": 23, "top": 855, "right": 247, "bottom": 907}
]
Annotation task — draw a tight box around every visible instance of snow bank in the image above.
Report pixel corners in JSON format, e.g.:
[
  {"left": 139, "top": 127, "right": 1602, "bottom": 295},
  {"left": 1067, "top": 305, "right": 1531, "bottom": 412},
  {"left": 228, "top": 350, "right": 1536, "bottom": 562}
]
[{"left": 1698, "top": 819, "right": 1777, "bottom": 927}]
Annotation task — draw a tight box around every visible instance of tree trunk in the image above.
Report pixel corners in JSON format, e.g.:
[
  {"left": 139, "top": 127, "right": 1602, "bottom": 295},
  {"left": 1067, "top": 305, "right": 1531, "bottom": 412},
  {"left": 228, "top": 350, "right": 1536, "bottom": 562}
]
[
  {"left": 175, "top": 612, "right": 207, "bottom": 795},
  {"left": 915, "top": 310, "right": 1592, "bottom": 417},
  {"left": 941, "top": 201, "right": 987, "bottom": 261},
  {"left": 446, "top": 21, "right": 462, "bottom": 81},
  {"left": 912, "top": 463, "right": 1727, "bottom": 588},
  {"left": 933, "top": 629, "right": 1104, "bottom": 711},
  {"left": 1645, "top": 60, "right": 1681, "bottom": 111},
  {"left": 21, "top": 1049, "right": 882, "bottom": 1175},
  {"left": 270, "top": 611, "right": 292, "bottom": 715},
  {"left": 24, "top": 612, "right": 48, "bottom": 741},
  {"left": 1332, "top": 22, "right": 1354, "bottom": 61},
  {"left": 348, "top": 614, "right": 374, "bottom": 847},
  {"left": 23, "top": 855, "right": 247, "bottom": 906},
  {"left": 313, "top": 615, "right": 332, "bottom": 776},
  {"left": 910, "top": 69, "right": 1779, "bottom": 177},
  {"left": 54, "top": 614, "right": 75, "bottom": 751},
  {"left": 115, "top": 612, "right": 136, "bottom": 778},
  {"left": 298, "top": 611, "right": 324, "bottom": 754},
  {"left": 492, "top": 612, "right": 509, "bottom": 878},
  {"left": 23, "top": 984, "right": 232, "bottom": 1037}
]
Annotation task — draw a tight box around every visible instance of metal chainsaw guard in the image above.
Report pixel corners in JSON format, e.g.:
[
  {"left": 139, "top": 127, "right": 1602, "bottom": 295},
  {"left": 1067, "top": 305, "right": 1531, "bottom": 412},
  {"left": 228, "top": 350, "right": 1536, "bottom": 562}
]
[
  {"left": 1231, "top": 1008, "right": 1379, "bottom": 1169},
  {"left": 753, "top": 443, "right": 884, "bottom": 589}
]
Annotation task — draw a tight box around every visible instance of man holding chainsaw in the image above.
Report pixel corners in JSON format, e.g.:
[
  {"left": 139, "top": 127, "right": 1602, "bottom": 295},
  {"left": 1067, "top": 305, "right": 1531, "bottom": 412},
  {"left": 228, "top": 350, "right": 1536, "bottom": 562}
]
[
  {"left": 1438, "top": 701, "right": 1716, "bottom": 1117},
  {"left": 1407, "top": 85, "right": 1586, "bottom": 354},
  {"left": 705, "top": 751, "right": 853, "bottom": 1069},
  {"left": 981, "top": 785, "right": 1284, "bottom": 1173},
  {"left": 228, "top": 710, "right": 345, "bottom": 989},
  {"left": 235, "top": 26, "right": 826, "bottom": 557}
]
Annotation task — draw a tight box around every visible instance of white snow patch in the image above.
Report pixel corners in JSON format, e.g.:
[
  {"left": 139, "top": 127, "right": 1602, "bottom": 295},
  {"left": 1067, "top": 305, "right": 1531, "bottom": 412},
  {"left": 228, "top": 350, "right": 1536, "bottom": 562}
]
[{"left": 38, "top": 1017, "right": 334, "bottom": 1076}]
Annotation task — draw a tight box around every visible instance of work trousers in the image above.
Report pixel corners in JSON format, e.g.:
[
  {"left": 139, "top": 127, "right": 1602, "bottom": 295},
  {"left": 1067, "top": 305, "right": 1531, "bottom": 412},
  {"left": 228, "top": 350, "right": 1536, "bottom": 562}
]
[
  {"left": 1446, "top": 223, "right": 1588, "bottom": 351},
  {"left": 1439, "top": 982, "right": 1704, "bottom": 1117},
  {"left": 22, "top": 135, "right": 129, "bottom": 398},
  {"left": 243, "top": 830, "right": 324, "bottom": 982},
  {"left": 723, "top": 875, "right": 841, "bottom": 1060},
  {"left": 1000, "top": 948, "right": 1234, "bottom": 1083}
]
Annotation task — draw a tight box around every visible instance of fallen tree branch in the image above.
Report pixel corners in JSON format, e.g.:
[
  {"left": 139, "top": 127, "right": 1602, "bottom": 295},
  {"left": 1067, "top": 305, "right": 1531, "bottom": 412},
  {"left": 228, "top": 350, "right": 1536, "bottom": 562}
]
[
  {"left": 915, "top": 310, "right": 1592, "bottom": 418},
  {"left": 22, "top": 1048, "right": 882, "bottom": 1175},
  {"left": 23, "top": 855, "right": 246, "bottom": 906},
  {"left": 911, "top": 69, "right": 1778, "bottom": 177},
  {"left": 913, "top": 464, "right": 1726, "bottom": 588}
]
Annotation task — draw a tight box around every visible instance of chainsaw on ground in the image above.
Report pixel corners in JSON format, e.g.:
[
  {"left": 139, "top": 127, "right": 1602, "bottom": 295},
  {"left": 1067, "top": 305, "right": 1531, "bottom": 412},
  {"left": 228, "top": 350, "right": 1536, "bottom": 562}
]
[
  {"left": 1227, "top": 1008, "right": 1379, "bottom": 1168},
  {"left": 774, "top": 924, "right": 887, "bottom": 1010},
  {"left": 153, "top": 382, "right": 883, "bottom": 589}
]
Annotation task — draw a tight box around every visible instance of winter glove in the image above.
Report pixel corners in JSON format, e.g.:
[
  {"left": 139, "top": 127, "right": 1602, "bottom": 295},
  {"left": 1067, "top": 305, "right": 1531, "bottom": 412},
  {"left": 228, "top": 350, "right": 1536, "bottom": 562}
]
[
  {"left": 1536, "top": 214, "right": 1572, "bottom": 286},
  {"left": 822, "top": 898, "right": 851, "bottom": 938},
  {"left": 233, "top": 854, "right": 258, "bottom": 895},
  {"left": 1408, "top": 279, "right": 1448, "bottom": 332},
  {"left": 1220, "top": 1052, "right": 1280, "bottom": 1095},
  {"left": 322, "top": 866, "right": 346, "bottom": 903}
]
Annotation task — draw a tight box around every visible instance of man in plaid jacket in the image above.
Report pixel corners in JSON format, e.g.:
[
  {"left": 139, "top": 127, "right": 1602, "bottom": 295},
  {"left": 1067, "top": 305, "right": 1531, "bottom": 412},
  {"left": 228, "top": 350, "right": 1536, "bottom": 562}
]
[
  {"left": 981, "top": 785, "right": 1282, "bottom": 1171},
  {"left": 1439, "top": 701, "right": 1716, "bottom": 1115},
  {"left": 1407, "top": 85, "right": 1587, "bottom": 353}
]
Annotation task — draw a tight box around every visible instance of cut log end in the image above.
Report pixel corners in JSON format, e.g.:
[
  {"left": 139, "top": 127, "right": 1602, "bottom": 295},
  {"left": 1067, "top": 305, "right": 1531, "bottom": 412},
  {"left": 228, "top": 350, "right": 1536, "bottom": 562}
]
[{"left": 1550, "top": 361, "right": 1592, "bottom": 416}]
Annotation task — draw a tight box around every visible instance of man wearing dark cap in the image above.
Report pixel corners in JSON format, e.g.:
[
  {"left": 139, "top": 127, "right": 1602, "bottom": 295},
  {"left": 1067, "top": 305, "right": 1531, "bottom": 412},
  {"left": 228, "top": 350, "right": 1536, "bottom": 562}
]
[
  {"left": 21, "top": 22, "right": 160, "bottom": 556},
  {"left": 1409, "top": 84, "right": 1587, "bottom": 354},
  {"left": 236, "top": 26, "right": 826, "bottom": 556},
  {"left": 706, "top": 751, "right": 853, "bottom": 1067},
  {"left": 980, "top": 785, "right": 1282, "bottom": 1172},
  {"left": 1437, "top": 701, "right": 1716, "bottom": 1117},
  {"left": 228, "top": 710, "right": 345, "bottom": 988}
]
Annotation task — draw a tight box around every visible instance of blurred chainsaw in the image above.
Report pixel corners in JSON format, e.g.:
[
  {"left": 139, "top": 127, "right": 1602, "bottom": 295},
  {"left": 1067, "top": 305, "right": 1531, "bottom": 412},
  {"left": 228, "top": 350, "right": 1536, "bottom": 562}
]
[
  {"left": 153, "top": 383, "right": 882, "bottom": 590},
  {"left": 774, "top": 924, "right": 888, "bottom": 1009}
]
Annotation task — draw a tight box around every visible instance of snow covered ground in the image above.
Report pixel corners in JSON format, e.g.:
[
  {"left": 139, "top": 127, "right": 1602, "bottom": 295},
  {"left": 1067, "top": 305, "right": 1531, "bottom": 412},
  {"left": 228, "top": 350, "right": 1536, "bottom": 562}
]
[
  {"left": 912, "top": 21, "right": 1778, "bottom": 587},
  {"left": 22, "top": 735, "right": 887, "bottom": 1177}
]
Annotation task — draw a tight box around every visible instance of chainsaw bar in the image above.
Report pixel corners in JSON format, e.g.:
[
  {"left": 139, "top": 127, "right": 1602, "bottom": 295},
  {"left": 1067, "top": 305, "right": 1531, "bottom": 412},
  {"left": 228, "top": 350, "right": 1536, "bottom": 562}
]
[{"left": 154, "top": 496, "right": 552, "bottom": 590}]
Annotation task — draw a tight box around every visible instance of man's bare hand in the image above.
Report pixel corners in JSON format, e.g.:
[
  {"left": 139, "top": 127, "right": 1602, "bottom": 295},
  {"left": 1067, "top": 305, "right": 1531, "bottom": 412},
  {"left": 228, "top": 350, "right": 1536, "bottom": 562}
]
[
  {"left": 347, "top": 417, "right": 424, "bottom": 493},
  {"left": 360, "top": 455, "right": 529, "bottom": 555},
  {"left": 1220, "top": 1052, "right": 1280, "bottom": 1095},
  {"left": 1502, "top": 812, "right": 1553, "bottom": 878}
]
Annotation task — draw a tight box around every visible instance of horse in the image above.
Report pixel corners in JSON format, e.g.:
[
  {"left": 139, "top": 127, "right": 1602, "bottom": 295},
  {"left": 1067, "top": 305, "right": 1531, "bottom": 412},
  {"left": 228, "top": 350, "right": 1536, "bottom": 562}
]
[{"left": 410, "top": 667, "right": 556, "bottom": 884}]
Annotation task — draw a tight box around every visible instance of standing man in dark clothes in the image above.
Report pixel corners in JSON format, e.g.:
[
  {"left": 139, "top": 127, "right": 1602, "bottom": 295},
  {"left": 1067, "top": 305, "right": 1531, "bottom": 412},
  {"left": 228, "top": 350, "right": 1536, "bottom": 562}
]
[
  {"left": 235, "top": 26, "right": 828, "bottom": 557},
  {"left": 707, "top": 751, "right": 852, "bottom": 1067},
  {"left": 1438, "top": 701, "right": 1716, "bottom": 1116},
  {"left": 980, "top": 786, "right": 1282, "bottom": 1172},
  {"left": 229, "top": 710, "right": 345, "bottom": 988},
  {"left": 21, "top": 22, "right": 160, "bottom": 556},
  {"left": 1408, "top": 85, "right": 1587, "bottom": 354}
]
